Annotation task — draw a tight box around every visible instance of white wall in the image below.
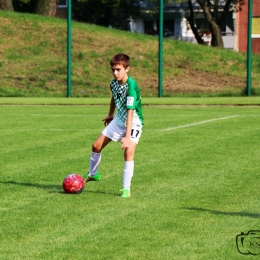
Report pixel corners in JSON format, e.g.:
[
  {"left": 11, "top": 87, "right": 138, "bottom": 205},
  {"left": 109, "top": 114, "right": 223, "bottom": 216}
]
[{"left": 131, "top": 17, "right": 145, "bottom": 34}]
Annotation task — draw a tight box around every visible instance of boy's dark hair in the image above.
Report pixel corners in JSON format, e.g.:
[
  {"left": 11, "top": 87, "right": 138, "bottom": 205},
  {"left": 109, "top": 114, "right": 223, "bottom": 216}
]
[{"left": 110, "top": 53, "right": 130, "bottom": 68}]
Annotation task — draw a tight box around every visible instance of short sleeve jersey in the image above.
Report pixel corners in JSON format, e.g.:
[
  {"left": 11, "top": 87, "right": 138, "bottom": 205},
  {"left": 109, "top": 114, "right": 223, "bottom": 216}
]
[{"left": 110, "top": 76, "right": 144, "bottom": 128}]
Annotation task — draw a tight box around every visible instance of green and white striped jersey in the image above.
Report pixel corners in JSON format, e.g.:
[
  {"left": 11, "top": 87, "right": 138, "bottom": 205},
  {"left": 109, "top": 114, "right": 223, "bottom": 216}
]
[{"left": 110, "top": 76, "right": 144, "bottom": 128}]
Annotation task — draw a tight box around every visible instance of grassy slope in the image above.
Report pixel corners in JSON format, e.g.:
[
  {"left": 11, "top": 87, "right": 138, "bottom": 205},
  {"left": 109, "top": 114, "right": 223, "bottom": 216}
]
[{"left": 1, "top": 10, "right": 260, "bottom": 98}]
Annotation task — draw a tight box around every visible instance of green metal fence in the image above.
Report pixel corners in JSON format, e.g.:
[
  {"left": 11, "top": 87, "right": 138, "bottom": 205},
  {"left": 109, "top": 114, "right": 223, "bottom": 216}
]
[{"left": 1, "top": 0, "right": 259, "bottom": 98}]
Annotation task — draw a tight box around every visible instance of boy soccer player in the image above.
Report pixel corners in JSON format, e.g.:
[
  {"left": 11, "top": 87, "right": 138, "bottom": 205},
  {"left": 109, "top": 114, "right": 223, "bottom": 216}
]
[{"left": 83, "top": 53, "right": 144, "bottom": 198}]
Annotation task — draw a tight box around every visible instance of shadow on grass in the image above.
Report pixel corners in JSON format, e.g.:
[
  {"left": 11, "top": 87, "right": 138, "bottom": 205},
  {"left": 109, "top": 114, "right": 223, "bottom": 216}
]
[
  {"left": 184, "top": 207, "right": 260, "bottom": 219},
  {"left": 86, "top": 190, "right": 119, "bottom": 196},
  {"left": 1, "top": 180, "right": 62, "bottom": 193},
  {"left": 0, "top": 181, "right": 119, "bottom": 196}
]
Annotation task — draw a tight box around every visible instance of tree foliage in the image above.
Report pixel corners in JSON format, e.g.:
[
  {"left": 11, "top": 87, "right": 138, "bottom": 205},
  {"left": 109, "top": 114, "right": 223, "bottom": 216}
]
[
  {"left": 72, "top": 0, "right": 140, "bottom": 29},
  {"left": 12, "top": 0, "right": 140, "bottom": 28},
  {"left": 13, "top": 0, "right": 58, "bottom": 16}
]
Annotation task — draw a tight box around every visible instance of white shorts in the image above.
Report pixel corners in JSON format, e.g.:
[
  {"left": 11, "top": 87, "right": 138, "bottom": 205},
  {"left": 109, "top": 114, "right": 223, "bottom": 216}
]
[{"left": 102, "top": 119, "right": 142, "bottom": 144}]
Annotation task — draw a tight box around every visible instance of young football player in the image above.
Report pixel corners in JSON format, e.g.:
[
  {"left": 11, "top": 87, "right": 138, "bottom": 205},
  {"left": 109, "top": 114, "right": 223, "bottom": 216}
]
[{"left": 83, "top": 53, "right": 144, "bottom": 198}]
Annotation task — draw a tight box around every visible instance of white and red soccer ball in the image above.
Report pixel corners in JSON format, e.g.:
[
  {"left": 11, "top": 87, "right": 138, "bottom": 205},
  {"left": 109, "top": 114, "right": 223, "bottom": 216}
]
[{"left": 62, "top": 174, "right": 85, "bottom": 194}]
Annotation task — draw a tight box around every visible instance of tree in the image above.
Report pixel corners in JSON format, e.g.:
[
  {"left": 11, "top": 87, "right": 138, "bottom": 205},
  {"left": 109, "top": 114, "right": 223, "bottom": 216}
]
[
  {"left": 0, "top": 0, "right": 14, "bottom": 11},
  {"left": 114, "top": 0, "right": 141, "bottom": 29},
  {"left": 27, "top": 0, "right": 58, "bottom": 16},
  {"left": 147, "top": 0, "right": 245, "bottom": 47},
  {"left": 72, "top": 0, "right": 140, "bottom": 29},
  {"left": 187, "top": 0, "right": 204, "bottom": 44},
  {"left": 13, "top": 0, "right": 140, "bottom": 24},
  {"left": 35, "top": 0, "right": 58, "bottom": 16},
  {"left": 73, "top": 0, "right": 121, "bottom": 26},
  {"left": 186, "top": 0, "right": 245, "bottom": 47},
  {"left": 13, "top": 0, "right": 58, "bottom": 16}
]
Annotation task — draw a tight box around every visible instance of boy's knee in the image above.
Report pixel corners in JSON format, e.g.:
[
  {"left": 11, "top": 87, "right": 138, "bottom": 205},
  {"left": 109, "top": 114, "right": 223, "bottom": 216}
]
[
  {"left": 124, "top": 149, "right": 135, "bottom": 161},
  {"left": 92, "top": 142, "right": 101, "bottom": 153}
]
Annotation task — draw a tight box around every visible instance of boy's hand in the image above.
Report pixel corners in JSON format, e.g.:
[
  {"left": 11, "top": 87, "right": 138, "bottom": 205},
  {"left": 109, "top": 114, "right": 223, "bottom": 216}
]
[
  {"left": 121, "top": 137, "right": 131, "bottom": 149},
  {"left": 102, "top": 115, "right": 114, "bottom": 126}
]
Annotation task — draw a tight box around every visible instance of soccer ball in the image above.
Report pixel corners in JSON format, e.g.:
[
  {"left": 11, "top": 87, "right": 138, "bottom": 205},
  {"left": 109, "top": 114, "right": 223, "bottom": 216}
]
[{"left": 62, "top": 174, "right": 85, "bottom": 194}]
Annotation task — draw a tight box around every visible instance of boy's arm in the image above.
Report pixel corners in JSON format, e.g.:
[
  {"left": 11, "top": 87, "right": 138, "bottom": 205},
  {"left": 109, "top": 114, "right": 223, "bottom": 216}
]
[
  {"left": 102, "top": 97, "right": 115, "bottom": 126},
  {"left": 108, "top": 97, "right": 116, "bottom": 116},
  {"left": 121, "top": 109, "right": 134, "bottom": 149}
]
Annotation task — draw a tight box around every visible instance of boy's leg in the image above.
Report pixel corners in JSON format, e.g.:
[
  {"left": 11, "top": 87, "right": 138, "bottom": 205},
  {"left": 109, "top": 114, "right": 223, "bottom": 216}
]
[
  {"left": 89, "top": 152, "right": 101, "bottom": 176},
  {"left": 84, "top": 134, "right": 111, "bottom": 180},
  {"left": 92, "top": 133, "right": 112, "bottom": 153},
  {"left": 121, "top": 141, "right": 137, "bottom": 195},
  {"left": 122, "top": 160, "right": 134, "bottom": 189}
]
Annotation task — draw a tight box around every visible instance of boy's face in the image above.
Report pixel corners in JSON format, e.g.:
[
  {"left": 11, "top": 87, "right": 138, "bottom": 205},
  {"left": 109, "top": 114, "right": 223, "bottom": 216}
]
[{"left": 111, "top": 64, "right": 129, "bottom": 84}]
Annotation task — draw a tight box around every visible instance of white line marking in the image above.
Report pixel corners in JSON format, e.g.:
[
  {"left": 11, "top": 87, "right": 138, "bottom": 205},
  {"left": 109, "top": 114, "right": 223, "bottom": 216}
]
[{"left": 161, "top": 115, "right": 239, "bottom": 131}]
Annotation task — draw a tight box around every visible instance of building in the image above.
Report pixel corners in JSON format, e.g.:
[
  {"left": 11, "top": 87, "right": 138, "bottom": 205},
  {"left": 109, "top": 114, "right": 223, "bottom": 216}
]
[
  {"left": 235, "top": 0, "right": 260, "bottom": 53},
  {"left": 136, "top": 0, "right": 235, "bottom": 48},
  {"left": 57, "top": 0, "right": 260, "bottom": 54}
]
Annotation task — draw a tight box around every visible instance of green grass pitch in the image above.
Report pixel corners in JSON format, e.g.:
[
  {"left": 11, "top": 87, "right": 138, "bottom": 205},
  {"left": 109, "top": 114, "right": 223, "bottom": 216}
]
[{"left": 0, "top": 104, "right": 259, "bottom": 259}]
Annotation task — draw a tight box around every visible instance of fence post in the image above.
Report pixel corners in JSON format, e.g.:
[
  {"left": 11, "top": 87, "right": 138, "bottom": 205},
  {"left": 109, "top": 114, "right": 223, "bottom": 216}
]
[
  {"left": 158, "top": 0, "right": 164, "bottom": 97},
  {"left": 67, "top": 0, "right": 72, "bottom": 98},
  {"left": 246, "top": 0, "right": 252, "bottom": 96}
]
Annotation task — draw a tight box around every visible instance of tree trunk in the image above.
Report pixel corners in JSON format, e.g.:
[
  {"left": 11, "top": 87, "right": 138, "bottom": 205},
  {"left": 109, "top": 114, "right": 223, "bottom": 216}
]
[
  {"left": 187, "top": 0, "right": 204, "bottom": 45},
  {"left": 36, "top": 0, "right": 58, "bottom": 16},
  {"left": 201, "top": 0, "right": 224, "bottom": 47},
  {"left": 210, "top": 22, "right": 223, "bottom": 47},
  {"left": 0, "top": 0, "right": 14, "bottom": 11}
]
